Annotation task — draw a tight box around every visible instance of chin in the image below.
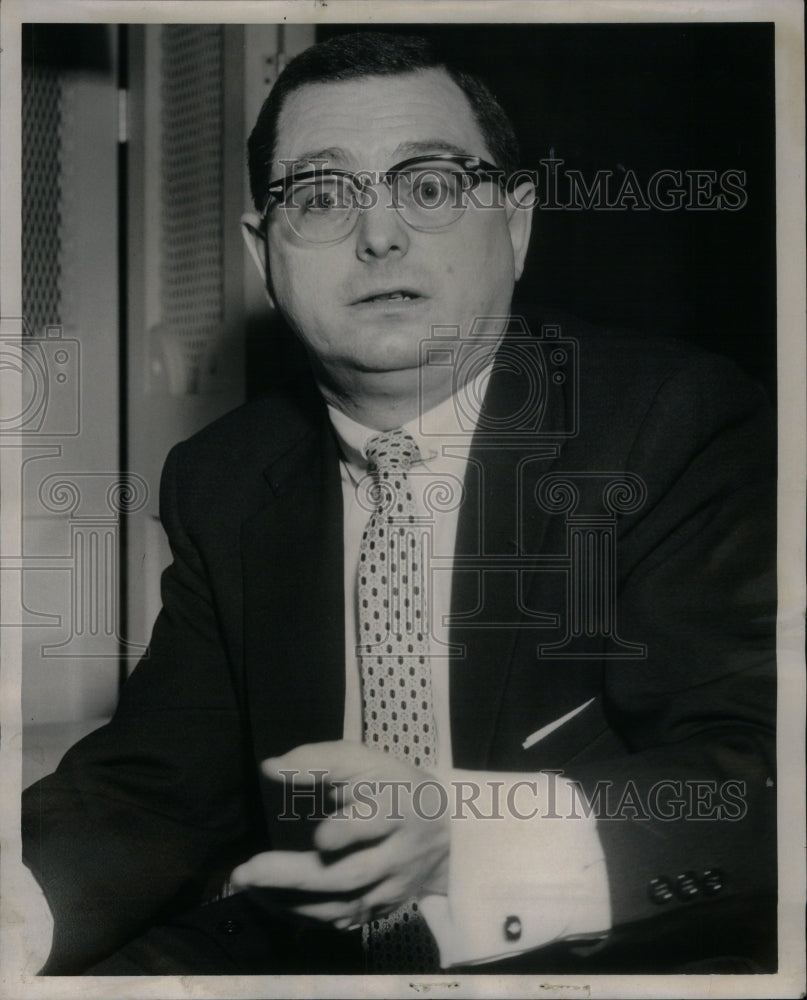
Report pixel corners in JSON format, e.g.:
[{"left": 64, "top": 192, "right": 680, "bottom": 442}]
[
  {"left": 353, "top": 354, "right": 422, "bottom": 378},
  {"left": 347, "top": 330, "right": 425, "bottom": 373}
]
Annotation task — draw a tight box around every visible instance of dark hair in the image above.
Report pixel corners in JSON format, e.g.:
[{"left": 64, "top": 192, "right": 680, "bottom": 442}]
[{"left": 247, "top": 31, "right": 521, "bottom": 212}]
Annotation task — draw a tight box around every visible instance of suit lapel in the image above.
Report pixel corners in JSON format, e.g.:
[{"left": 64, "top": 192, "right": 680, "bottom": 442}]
[
  {"left": 242, "top": 401, "right": 346, "bottom": 765},
  {"left": 449, "top": 326, "right": 569, "bottom": 769}
]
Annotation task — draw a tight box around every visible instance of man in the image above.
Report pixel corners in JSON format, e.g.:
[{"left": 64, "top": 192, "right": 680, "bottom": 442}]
[{"left": 22, "top": 31, "right": 776, "bottom": 976}]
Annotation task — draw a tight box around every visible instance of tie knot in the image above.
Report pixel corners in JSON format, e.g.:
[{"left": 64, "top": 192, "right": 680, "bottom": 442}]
[{"left": 365, "top": 429, "right": 420, "bottom": 475}]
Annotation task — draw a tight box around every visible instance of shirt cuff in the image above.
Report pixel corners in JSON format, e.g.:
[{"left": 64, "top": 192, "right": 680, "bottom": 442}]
[{"left": 418, "top": 769, "right": 611, "bottom": 968}]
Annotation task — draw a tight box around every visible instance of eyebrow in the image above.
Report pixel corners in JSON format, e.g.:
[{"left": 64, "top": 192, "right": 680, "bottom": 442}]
[
  {"left": 278, "top": 139, "right": 476, "bottom": 175},
  {"left": 393, "top": 139, "right": 470, "bottom": 159},
  {"left": 275, "top": 148, "right": 348, "bottom": 175}
]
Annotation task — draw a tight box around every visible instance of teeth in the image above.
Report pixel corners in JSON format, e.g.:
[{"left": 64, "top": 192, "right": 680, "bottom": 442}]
[{"left": 367, "top": 292, "right": 413, "bottom": 302}]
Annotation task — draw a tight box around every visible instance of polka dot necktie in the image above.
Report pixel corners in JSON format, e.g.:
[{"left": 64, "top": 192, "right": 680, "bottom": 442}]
[{"left": 357, "top": 429, "right": 441, "bottom": 972}]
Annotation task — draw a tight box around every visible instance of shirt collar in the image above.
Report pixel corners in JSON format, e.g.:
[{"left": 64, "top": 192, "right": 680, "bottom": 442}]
[{"left": 327, "top": 364, "right": 493, "bottom": 480}]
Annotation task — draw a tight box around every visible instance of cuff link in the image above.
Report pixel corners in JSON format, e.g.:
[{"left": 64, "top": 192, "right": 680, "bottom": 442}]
[{"left": 504, "top": 915, "right": 522, "bottom": 941}]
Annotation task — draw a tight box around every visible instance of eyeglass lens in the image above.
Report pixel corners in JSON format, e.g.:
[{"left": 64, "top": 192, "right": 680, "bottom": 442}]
[{"left": 280, "top": 162, "right": 477, "bottom": 243}]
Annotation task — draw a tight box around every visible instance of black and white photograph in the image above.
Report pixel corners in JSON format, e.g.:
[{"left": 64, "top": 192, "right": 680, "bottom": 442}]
[{"left": 1, "top": 1, "right": 804, "bottom": 997}]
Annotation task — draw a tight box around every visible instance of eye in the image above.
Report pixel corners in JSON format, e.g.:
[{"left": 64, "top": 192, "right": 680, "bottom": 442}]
[
  {"left": 408, "top": 169, "right": 454, "bottom": 206},
  {"left": 290, "top": 177, "right": 351, "bottom": 214}
]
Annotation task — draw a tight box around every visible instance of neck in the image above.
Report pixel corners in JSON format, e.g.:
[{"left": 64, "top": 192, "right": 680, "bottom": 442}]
[{"left": 313, "top": 366, "right": 456, "bottom": 431}]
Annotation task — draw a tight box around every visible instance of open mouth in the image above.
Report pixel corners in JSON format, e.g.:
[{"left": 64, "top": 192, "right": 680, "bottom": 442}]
[{"left": 355, "top": 290, "right": 422, "bottom": 304}]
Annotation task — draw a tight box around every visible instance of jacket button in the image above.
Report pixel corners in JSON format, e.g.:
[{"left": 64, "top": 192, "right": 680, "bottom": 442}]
[
  {"left": 675, "top": 871, "right": 700, "bottom": 901},
  {"left": 702, "top": 868, "right": 725, "bottom": 895},
  {"left": 217, "top": 918, "right": 243, "bottom": 935},
  {"left": 648, "top": 876, "right": 674, "bottom": 904},
  {"left": 504, "top": 915, "right": 522, "bottom": 941}
]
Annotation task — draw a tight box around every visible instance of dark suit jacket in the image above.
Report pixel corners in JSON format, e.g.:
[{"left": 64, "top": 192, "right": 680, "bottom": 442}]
[{"left": 22, "top": 317, "right": 777, "bottom": 974}]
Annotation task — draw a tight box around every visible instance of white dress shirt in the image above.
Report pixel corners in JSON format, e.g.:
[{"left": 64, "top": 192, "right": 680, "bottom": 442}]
[{"left": 328, "top": 369, "right": 611, "bottom": 967}]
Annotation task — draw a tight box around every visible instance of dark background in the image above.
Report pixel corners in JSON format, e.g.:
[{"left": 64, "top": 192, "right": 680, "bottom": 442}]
[
  {"left": 23, "top": 22, "right": 777, "bottom": 399},
  {"left": 318, "top": 23, "right": 777, "bottom": 398}
]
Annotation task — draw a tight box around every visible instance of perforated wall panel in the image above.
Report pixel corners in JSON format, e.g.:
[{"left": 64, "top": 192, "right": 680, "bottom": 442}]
[
  {"left": 159, "top": 25, "right": 225, "bottom": 393},
  {"left": 22, "top": 65, "right": 62, "bottom": 336}
]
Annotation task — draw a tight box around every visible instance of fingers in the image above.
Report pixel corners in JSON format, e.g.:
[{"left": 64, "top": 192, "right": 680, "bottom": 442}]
[
  {"left": 231, "top": 843, "right": 392, "bottom": 896},
  {"left": 291, "top": 890, "right": 400, "bottom": 929},
  {"left": 229, "top": 848, "right": 409, "bottom": 930},
  {"left": 240, "top": 742, "right": 450, "bottom": 927},
  {"left": 313, "top": 807, "right": 396, "bottom": 853},
  {"left": 262, "top": 740, "right": 381, "bottom": 783},
  {"left": 354, "top": 876, "right": 410, "bottom": 918}
]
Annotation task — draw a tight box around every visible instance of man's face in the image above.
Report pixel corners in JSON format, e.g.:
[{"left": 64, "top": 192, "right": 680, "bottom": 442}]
[{"left": 254, "top": 69, "right": 532, "bottom": 403}]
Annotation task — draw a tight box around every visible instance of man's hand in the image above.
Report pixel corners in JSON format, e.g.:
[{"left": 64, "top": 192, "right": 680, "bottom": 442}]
[{"left": 230, "top": 741, "right": 450, "bottom": 930}]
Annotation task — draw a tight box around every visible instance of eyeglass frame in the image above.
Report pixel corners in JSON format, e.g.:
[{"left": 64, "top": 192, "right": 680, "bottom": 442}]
[{"left": 257, "top": 153, "right": 509, "bottom": 241}]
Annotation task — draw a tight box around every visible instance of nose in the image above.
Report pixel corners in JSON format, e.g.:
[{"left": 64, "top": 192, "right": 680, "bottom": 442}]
[{"left": 354, "top": 181, "right": 410, "bottom": 262}]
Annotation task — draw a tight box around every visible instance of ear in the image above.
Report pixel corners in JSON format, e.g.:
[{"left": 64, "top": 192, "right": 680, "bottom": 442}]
[
  {"left": 241, "top": 212, "right": 276, "bottom": 306},
  {"left": 505, "top": 181, "right": 535, "bottom": 281}
]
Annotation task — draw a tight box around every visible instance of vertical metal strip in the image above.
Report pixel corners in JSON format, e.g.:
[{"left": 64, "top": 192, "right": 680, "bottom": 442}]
[{"left": 118, "top": 24, "right": 130, "bottom": 695}]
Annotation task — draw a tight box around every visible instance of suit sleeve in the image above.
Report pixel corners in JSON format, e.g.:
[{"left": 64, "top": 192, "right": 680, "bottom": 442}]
[
  {"left": 21, "top": 444, "right": 258, "bottom": 974},
  {"left": 564, "top": 354, "right": 777, "bottom": 961}
]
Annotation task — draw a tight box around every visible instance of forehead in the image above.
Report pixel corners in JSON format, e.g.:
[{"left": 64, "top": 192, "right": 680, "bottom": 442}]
[{"left": 273, "top": 68, "right": 491, "bottom": 171}]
